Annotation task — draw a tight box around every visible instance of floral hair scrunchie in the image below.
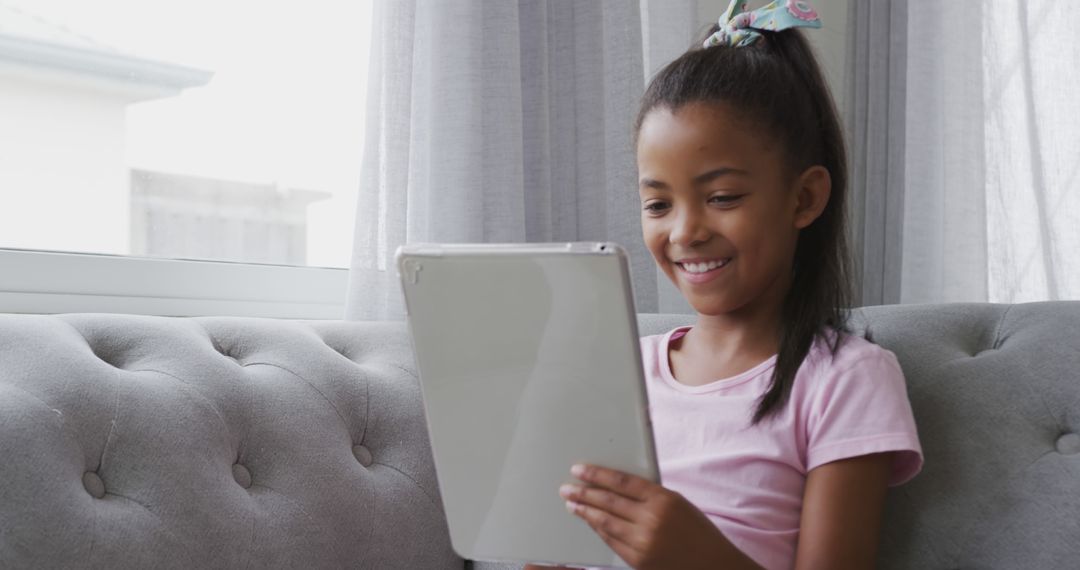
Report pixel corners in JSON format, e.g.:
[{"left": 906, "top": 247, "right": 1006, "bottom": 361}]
[{"left": 703, "top": 0, "right": 822, "bottom": 48}]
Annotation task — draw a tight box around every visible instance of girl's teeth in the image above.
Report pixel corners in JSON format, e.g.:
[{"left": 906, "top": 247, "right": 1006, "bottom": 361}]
[{"left": 681, "top": 260, "right": 726, "bottom": 273}]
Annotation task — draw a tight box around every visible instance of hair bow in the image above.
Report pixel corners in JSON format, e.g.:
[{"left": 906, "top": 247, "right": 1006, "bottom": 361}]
[{"left": 703, "top": 0, "right": 822, "bottom": 48}]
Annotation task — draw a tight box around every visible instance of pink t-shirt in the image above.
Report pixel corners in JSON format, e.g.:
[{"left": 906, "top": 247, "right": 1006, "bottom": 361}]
[{"left": 634, "top": 327, "right": 922, "bottom": 570}]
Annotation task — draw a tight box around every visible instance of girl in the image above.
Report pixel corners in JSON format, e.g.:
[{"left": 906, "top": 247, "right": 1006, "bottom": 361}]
[{"left": 526, "top": 1, "right": 922, "bottom": 568}]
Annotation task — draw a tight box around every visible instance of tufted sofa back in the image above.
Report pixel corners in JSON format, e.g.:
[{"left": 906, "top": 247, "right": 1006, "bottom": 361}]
[
  {"left": 852, "top": 302, "right": 1080, "bottom": 569},
  {"left": 0, "top": 314, "right": 460, "bottom": 569},
  {"left": 2, "top": 302, "right": 1078, "bottom": 568}
]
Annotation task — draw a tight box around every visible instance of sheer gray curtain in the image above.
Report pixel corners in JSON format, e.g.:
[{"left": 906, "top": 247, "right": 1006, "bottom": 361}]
[
  {"left": 846, "top": 0, "right": 906, "bottom": 306},
  {"left": 848, "top": 0, "right": 1080, "bottom": 305},
  {"left": 346, "top": 0, "right": 697, "bottom": 320}
]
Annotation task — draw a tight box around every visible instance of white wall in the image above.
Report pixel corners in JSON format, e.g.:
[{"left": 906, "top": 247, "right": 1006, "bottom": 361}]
[{"left": 0, "top": 67, "right": 131, "bottom": 254}]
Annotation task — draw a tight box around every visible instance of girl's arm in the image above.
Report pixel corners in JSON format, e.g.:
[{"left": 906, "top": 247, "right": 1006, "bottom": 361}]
[{"left": 794, "top": 452, "right": 893, "bottom": 570}]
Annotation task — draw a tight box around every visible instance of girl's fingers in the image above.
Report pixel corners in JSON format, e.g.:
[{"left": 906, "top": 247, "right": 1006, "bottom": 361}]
[
  {"left": 560, "top": 483, "right": 640, "bottom": 520},
  {"left": 572, "top": 464, "right": 655, "bottom": 500},
  {"left": 567, "top": 500, "right": 643, "bottom": 557}
]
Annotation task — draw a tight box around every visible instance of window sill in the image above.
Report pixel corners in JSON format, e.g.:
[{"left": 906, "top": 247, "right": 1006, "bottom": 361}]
[{"left": 0, "top": 248, "right": 347, "bottom": 319}]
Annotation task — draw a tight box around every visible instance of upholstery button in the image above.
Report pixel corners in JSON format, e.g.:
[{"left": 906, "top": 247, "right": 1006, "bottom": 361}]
[
  {"left": 82, "top": 471, "right": 105, "bottom": 499},
  {"left": 232, "top": 463, "right": 252, "bottom": 488},
  {"left": 352, "top": 445, "right": 374, "bottom": 467},
  {"left": 1056, "top": 433, "right": 1080, "bottom": 455}
]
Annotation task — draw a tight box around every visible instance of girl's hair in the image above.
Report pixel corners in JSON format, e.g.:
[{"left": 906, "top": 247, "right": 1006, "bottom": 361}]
[{"left": 636, "top": 27, "right": 851, "bottom": 424}]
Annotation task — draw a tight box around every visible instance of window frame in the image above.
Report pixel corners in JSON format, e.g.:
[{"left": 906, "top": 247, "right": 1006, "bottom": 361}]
[{"left": 0, "top": 248, "right": 348, "bottom": 319}]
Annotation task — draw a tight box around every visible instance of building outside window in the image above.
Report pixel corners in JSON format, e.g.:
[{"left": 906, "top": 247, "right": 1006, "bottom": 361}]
[
  {"left": 0, "top": 0, "right": 371, "bottom": 316},
  {"left": 0, "top": 0, "right": 369, "bottom": 268}
]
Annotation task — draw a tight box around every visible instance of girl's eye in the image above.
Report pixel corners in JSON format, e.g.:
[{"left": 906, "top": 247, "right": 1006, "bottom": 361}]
[
  {"left": 643, "top": 201, "right": 670, "bottom": 214},
  {"left": 709, "top": 194, "right": 743, "bottom": 205}
]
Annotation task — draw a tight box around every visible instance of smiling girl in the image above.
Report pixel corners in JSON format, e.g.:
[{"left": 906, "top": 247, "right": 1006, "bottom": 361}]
[{"left": 524, "top": 1, "right": 922, "bottom": 569}]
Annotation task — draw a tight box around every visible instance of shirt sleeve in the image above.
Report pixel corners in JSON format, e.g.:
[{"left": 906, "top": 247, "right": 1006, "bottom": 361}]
[{"left": 804, "top": 347, "right": 923, "bottom": 486}]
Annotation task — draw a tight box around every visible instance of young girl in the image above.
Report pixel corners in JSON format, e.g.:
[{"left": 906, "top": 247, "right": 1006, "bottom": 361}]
[{"left": 526, "top": 1, "right": 922, "bottom": 569}]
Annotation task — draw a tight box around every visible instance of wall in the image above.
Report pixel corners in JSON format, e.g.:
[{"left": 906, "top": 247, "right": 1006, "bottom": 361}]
[{"left": 0, "top": 67, "right": 131, "bottom": 254}]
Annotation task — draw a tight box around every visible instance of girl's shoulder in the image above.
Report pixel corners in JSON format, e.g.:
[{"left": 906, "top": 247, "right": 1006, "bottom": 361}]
[
  {"left": 803, "top": 329, "right": 902, "bottom": 380},
  {"left": 799, "top": 331, "right": 924, "bottom": 485}
]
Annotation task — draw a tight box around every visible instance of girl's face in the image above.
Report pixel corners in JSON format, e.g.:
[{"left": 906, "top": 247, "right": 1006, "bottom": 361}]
[{"left": 637, "top": 102, "right": 824, "bottom": 317}]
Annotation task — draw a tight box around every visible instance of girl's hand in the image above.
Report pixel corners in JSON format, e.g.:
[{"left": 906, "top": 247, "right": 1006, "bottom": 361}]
[{"left": 559, "top": 464, "right": 760, "bottom": 570}]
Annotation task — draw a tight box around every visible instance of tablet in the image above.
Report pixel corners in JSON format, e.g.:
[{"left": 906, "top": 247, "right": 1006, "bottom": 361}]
[{"left": 396, "top": 242, "right": 659, "bottom": 568}]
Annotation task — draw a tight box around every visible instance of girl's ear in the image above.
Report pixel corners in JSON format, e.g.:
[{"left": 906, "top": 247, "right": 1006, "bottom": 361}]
[{"left": 793, "top": 165, "right": 831, "bottom": 230}]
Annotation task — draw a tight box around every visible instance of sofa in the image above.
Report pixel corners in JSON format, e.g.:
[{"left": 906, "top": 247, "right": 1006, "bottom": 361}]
[{"left": 1, "top": 302, "right": 1077, "bottom": 568}]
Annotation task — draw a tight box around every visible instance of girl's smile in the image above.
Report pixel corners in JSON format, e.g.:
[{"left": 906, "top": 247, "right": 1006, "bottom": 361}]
[{"left": 674, "top": 257, "right": 732, "bottom": 284}]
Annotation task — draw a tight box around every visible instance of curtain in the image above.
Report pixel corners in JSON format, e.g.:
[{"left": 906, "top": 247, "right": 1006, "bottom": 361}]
[
  {"left": 848, "top": 0, "right": 1080, "bottom": 305},
  {"left": 845, "top": 0, "right": 906, "bottom": 306},
  {"left": 346, "top": 0, "right": 697, "bottom": 320}
]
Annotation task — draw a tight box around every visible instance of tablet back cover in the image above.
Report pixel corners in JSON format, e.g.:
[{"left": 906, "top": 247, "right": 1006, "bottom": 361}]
[{"left": 398, "top": 243, "right": 657, "bottom": 567}]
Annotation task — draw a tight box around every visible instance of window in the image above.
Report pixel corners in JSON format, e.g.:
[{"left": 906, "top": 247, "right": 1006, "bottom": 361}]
[{"left": 0, "top": 0, "right": 371, "bottom": 316}]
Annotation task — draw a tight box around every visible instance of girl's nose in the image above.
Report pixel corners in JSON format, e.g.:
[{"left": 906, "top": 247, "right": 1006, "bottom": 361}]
[{"left": 669, "top": 206, "right": 711, "bottom": 246}]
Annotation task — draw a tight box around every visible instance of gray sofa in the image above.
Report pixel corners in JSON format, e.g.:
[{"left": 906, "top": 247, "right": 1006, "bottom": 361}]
[{"left": 1, "top": 302, "right": 1077, "bottom": 568}]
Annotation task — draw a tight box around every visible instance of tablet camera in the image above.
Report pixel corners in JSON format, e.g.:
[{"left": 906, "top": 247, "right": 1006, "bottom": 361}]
[{"left": 401, "top": 259, "right": 424, "bottom": 284}]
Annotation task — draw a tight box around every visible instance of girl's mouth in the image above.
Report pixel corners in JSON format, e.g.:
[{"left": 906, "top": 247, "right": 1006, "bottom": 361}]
[{"left": 675, "top": 258, "right": 731, "bottom": 284}]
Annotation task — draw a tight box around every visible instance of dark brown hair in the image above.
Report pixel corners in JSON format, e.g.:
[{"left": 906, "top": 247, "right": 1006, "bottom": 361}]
[{"left": 636, "top": 28, "right": 851, "bottom": 424}]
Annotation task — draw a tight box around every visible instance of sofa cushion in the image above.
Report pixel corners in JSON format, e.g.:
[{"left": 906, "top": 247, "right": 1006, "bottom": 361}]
[
  {"left": 849, "top": 302, "right": 1080, "bottom": 569},
  {"left": 0, "top": 314, "right": 461, "bottom": 569}
]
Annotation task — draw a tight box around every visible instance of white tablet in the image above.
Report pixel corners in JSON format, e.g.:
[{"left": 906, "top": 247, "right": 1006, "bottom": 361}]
[{"left": 396, "top": 242, "right": 659, "bottom": 568}]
